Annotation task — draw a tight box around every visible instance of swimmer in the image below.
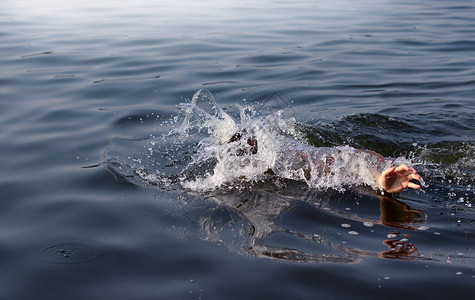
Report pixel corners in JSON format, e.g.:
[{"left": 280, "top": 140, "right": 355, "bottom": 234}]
[
  {"left": 228, "top": 132, "right": 422, "bottom": 194},
  {"left": 184, "top": 89, "right": 422, "bottom": 194}
]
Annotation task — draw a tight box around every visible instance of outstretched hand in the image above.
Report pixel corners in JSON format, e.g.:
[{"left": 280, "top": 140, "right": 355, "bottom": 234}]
[{"left": 378, "top": 165, "right": 422, "bottom": 193}]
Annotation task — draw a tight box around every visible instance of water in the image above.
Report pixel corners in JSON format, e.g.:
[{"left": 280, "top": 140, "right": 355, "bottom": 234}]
[{"left": 1, "top": 0, "right": 474, "bottom": 299}]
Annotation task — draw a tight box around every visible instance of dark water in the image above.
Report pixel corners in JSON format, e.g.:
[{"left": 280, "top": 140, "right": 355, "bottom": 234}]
[{"left": 1, "top": 0, "right": 474, "bottom": 299}]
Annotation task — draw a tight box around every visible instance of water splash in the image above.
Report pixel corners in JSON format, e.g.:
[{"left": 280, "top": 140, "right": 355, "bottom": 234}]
[
  {"left": 179, "top": 88, "right": 239, "bottom": 144},
  {"left": 153, "top": 89, "right": 419, "bottom": 193}
]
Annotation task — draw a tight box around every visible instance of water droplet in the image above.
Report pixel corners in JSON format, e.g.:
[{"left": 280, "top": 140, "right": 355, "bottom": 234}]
[
  {"left": 363, "top": 222, "right": 373, "bottom": 227},
  {"left": 341, "top": 223, "right": 351, "bottom": 228},
  {"left": 387, "top": 233, "right": 398, "bottom": 238},
  {"left": 418, "top": 226, "right": 429, "bottom": 231},
  {"left": 348, "top": 231, "right": 359, "bottom": 236}
]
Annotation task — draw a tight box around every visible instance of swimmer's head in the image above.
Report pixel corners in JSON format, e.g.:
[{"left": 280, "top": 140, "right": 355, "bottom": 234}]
[{"left": 228, "top": 131, "right": 258, "bottom": 155}]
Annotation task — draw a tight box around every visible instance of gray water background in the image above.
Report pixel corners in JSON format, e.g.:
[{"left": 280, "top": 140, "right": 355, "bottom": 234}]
[{"left": 1, "top": 0, "right": 474, "bottom": 299}]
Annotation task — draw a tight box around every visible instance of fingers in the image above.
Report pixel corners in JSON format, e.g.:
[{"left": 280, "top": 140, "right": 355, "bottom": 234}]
[
  {"left": 400, "top": 165, "right": 421, "bottom": 181},
  {"left": 407, "top": 168, "right": 422, "bottom": 189},
  {"left": 395, "top": 165, "right": 421, "bottom": 178},
  {"left": 410, "top": 173, "right": 421, "bottom": 180},
  {"left": 395, "top": 164, "right": 410, "bottom": 174},
  {"left": 381, "top": 166, "right": 396, "bottom": 177},
  {"left": 379, "top": 164, "right": 423, "bottom": 192},
  {"left": 407, "top": 182, "right": 421, "bottom": 189}
]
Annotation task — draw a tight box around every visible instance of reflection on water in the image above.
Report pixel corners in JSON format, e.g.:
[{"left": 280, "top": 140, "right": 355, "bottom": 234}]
[
  {"left": 379, "top": 196, "right": 424, "bottom": 229},
  {"left": 378, "top": 197, "right": 422, "bottom": 259},
  {"left": 380, "top": 236, "right": 417, "bottom": 259},
  {"left": 193, "top": 184, "right": 425, "bottom": 263}
]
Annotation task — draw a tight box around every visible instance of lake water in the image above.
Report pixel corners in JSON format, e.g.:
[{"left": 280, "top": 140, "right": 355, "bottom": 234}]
[{"left": 1, "top": 0, "right": 474, "bottom": 299}]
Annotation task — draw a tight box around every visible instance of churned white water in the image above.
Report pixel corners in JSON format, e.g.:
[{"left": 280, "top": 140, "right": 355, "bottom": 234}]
[{"left": 148, "top": 89, "right": 416, "bottom": 193}]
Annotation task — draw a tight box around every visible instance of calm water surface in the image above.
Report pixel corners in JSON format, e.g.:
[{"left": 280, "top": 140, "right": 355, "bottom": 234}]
[{"left": 1, "top": 0, "right": 474, "bottom": 299}]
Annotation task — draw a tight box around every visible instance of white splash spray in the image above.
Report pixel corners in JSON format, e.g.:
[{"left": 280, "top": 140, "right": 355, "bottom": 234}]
[{"left": 172, "top": 89, "right": 411, "bottom": 193}]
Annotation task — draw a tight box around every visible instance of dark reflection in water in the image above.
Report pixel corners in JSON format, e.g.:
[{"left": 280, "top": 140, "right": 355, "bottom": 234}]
[
  {"left": 379, "top": 196, "right": 424, "bottom": 229},
  {"left": 188, "top": 182, "right": 427, "bottom": 264},
  {"left": 378, "top": 197, "right": 422, "bottom": 259}
]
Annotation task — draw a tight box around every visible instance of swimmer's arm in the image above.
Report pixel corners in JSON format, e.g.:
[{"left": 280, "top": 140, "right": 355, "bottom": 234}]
[{"left": 372, "top": 165, "right": 422, "bottom": 194}]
